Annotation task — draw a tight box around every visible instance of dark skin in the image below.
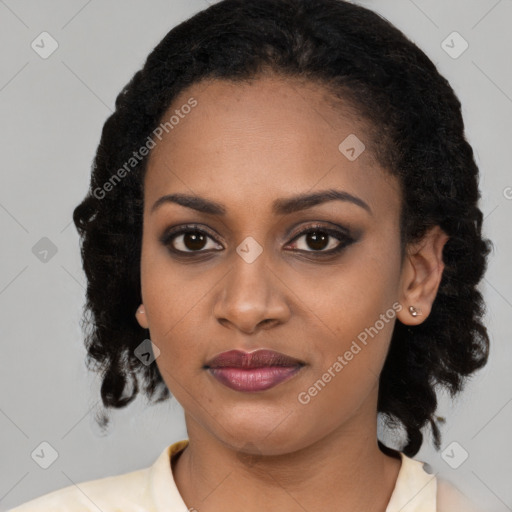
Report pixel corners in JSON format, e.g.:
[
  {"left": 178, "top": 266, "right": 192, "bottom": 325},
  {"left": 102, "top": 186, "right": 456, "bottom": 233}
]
[{"left": 135, "top": 74, "right": 449, "bottom": 512}]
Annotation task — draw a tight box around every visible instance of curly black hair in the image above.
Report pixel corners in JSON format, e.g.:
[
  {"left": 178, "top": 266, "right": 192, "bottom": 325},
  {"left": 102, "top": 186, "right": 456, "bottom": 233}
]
[{"left": 72, "top": 0, "right": 493, "bottom": 457}]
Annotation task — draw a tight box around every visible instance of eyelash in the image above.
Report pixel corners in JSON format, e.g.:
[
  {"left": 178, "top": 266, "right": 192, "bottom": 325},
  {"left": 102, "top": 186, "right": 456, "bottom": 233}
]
[{"left": 160, "top": 223, "right": 355, "bottom": 258}]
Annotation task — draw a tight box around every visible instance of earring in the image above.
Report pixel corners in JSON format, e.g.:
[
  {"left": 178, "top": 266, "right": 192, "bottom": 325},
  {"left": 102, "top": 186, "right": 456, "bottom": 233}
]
[
  {"left": 135, "top": 304, "right": 149, "bottom": 330},
  {"left": 408, "top": 305, "right": 421, "bottom": 317}
]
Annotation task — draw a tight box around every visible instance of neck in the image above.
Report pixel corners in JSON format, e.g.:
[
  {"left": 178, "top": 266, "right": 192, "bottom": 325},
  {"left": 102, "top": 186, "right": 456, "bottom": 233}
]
[{"left": 172, "top": 404, "right": 402, "bottom": 512}]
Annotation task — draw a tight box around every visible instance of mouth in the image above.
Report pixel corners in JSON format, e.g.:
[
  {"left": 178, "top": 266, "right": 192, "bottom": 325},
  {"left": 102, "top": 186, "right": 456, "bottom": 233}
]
[{"left": 204, "top": 349, "right": 306, "bottom": 392}]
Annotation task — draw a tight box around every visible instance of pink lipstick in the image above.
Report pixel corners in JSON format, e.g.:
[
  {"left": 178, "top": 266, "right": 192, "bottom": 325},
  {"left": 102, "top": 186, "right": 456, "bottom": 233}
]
[{"left": 204, "top": 349, "right": 305, "bottom": 392}]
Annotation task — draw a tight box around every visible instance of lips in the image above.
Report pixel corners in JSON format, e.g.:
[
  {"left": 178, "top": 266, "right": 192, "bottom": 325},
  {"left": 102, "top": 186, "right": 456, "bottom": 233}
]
[
  {"left": 204, "top": 349, "right": 305, "bottom": 369},
  {"left": 204, "top": 349, "right": 305, "bottom": 392}
]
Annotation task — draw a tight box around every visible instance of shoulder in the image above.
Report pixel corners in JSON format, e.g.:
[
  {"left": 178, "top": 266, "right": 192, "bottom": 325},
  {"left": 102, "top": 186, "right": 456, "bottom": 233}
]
[
  {"left": 7, "top": 465, "right": 152, "bottom": 512},
  {"left": 386, "top": 450, "right": 483, "bottom": 512},
  {"left": 436, "top": 477, "right": 483, "bottom": 512},
  {"left": 6, "top": 440, "right": 191, "bottom": 512}
]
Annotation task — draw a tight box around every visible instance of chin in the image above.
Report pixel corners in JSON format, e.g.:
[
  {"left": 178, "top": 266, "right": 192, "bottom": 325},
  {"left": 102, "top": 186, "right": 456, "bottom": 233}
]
[{"left": 212, "top": 414, "right": 309, "bottom": 456}]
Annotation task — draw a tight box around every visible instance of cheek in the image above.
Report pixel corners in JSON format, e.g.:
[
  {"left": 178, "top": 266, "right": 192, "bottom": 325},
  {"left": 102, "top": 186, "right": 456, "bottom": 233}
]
[
  {"left": 293, "top": 318, "right": 395, "bottom": 443},
  {"left": 292, "top": 243, "right": 401, "bottom": 411},
  {"left": 140, "top": 237, "right": 199, "bottom": 328},
  {"left": 140, "top": 251, "right": 204, "bottom": 371},
  {"left": 291, "top": 244, "right": 400, "bottom": 346}
]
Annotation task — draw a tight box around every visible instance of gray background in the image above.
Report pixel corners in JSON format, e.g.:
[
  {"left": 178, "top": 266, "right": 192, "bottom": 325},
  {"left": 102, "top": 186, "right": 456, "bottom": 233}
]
[{"left": 1, "top": 0, "right": 511, "bottom": 510}]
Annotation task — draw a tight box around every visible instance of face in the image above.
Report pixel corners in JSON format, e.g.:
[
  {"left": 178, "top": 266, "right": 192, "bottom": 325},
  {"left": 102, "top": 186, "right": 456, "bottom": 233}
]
[{"left": 136, "top": 75, "right": 421, "bottom": 455}]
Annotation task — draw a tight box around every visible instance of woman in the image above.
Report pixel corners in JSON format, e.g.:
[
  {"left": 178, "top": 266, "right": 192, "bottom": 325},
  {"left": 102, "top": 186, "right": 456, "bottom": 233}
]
[{"left": 9, "top": 0, "right": 492, "bottom": 510}]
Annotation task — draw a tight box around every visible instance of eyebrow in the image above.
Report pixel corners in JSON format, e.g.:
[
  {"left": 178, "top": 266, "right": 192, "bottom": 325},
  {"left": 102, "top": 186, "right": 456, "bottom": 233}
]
[{"left": 151, "top": 188, "right": 372, "bottom": 216}]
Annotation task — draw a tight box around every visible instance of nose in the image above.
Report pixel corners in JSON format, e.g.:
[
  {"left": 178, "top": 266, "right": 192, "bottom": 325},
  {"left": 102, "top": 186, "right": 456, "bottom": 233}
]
[{"left": 213, "top": 250, "right": 291, "bottom": 334}]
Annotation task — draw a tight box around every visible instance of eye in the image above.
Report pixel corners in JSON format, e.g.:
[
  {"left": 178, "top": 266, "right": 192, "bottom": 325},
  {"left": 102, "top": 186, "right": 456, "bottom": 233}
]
[
  {"left": 160, "top": 222, "right": 356, "bottom": 258},
  {"left": 286, "top": 224, "right": 354, "bottom": 255},
  {"left": 161, "top": 224, "right": 223, "bottom": 254}
]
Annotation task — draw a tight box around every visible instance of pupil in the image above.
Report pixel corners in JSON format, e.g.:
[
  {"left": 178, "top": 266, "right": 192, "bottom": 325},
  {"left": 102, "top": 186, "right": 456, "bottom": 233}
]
[
  {"left": 185, "top": 232, "right": 206, "bottom": 251},
  {"left": 181, "top": 231, "right": 330, "bottom": 251},
  {"left": 307, "top": 231, "right": 328, "bottom": 250}
]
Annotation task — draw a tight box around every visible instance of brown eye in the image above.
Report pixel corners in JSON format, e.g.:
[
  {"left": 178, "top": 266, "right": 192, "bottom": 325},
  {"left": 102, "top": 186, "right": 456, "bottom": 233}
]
[
  {"left": 302, "top": 231, "right": 331, "bottom": 251},
  {"left": 287, "top": 224, "right": 354, "bottom": 255},
  {"left": 161, "top": 225, "right": 223, "bottom": 254},
  {"left": 179, "top": 231, "right": 208, "bottom": 251}
]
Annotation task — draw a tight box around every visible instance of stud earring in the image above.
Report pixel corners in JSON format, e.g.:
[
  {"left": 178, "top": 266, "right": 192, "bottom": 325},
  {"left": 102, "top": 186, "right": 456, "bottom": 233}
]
[
  {"left": 408, "top": 306, "right": 421, "bottom": 317},
  {"left": 136, "top": 305, "right": 145, "bottom": 316}
]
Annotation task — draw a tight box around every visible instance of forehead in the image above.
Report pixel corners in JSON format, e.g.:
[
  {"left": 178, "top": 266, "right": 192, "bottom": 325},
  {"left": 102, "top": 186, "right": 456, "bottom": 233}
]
[{"left": 144, "top": 75, "right": 400, "bottom": 219}]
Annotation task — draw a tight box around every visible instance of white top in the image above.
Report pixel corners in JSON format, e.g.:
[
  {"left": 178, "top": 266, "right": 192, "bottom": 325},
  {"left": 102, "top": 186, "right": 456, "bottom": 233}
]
[{"left": 8, "top": 439, "right": 481, "bottom": 512}]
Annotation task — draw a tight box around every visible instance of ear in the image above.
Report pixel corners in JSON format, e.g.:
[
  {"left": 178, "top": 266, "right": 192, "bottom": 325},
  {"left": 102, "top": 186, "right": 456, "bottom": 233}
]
[
  {"left": 397, "top": 225, "right": 450, "bottom": 326},
  {"left": 135, "top": 304, "right": 149, "bottom": 329}
]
